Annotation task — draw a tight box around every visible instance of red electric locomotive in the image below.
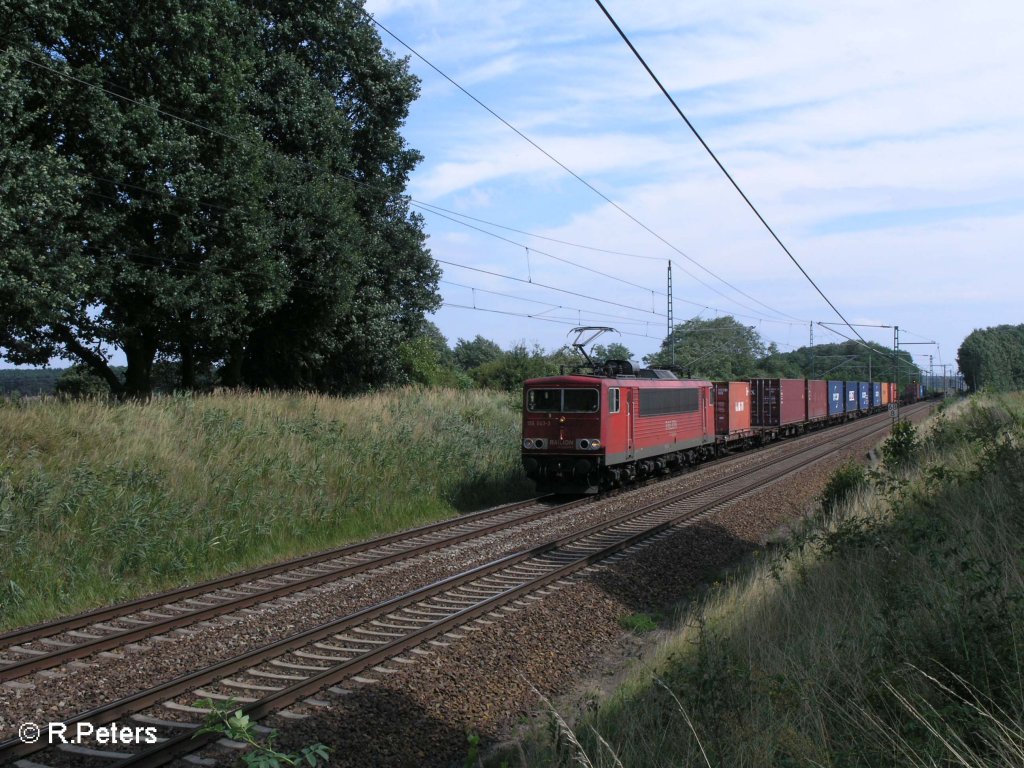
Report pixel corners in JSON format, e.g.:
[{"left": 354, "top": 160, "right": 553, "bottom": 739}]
[
  {"left": 521, "top": 328, "right": 897, "bottom": 494},
  {"left": 521, "top": 350, "right": 715, "bottom": 494}
]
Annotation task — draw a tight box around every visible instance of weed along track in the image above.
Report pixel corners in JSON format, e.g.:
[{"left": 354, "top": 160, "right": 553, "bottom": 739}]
[{"left": 0, "top": 405, "right": 931, "bottom": 767}]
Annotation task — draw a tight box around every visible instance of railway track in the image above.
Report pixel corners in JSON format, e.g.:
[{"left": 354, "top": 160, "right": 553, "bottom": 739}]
[
  {"left": 0, "top": 403, "right": 929, "bottom": 767},
  {"left": 0, "top": 407, "right": 877, "bottom": 683},
  {"left": 0, "top": 494, "right": 586, "bottom": 682}
]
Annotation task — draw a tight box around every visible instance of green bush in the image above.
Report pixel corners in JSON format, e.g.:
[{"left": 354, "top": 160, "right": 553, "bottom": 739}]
[
  {"left": 819, "top": 462, "right": 867, "bottom": 513},
  {"left": 880, "top": 419, "right": 919, "bottom": 469}
]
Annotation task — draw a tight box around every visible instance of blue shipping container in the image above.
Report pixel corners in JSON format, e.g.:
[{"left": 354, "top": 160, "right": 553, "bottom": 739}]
[
  {"left": 828, "top": 380, "right": 844, "bottom": 416},
  {"left": 871, "top": 382, "right": 882, "bottom": 407},
  {"left": 844, "top": 381, "right": 858, "bottom": 413},
  {"left": 859, "top": 382, "right": 870, "bottom": 411}
]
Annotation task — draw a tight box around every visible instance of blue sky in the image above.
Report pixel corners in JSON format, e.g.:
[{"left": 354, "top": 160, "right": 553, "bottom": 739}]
[{"left": 364, "top": 0, "right": 1024, "bottom": 375}]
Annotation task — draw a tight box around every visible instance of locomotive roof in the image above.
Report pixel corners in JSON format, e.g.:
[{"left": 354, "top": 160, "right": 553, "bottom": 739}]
[{"left": 523, "top": 373, "right": 712, "bottom": 387}]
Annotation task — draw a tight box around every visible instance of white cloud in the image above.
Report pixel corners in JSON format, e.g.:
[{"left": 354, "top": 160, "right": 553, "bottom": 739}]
[{"left": 367, "top": 0, "right": 1024, "bottom": 362}]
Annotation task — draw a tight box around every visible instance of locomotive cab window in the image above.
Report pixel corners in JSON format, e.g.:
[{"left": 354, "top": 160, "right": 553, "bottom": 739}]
[
  {"left": 527, "top": 388, "right": 600, "bottom": 413},
  {"left": 563, "top": 388, "right": 599, "bottom": 413},
  {"left": 527, "top": 389, "right": 561, "bottom": 412},
  {"left": 608, "top": 387, "right": 620, "bottom": 414}
]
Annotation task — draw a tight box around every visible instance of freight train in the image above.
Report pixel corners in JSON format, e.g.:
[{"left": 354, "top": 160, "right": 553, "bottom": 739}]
[{"left": 521, "top": 356, "right": 900, "bottom": 495}]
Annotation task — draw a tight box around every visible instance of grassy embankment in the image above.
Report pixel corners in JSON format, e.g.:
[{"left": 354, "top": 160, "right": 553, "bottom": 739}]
[
  {"left": 0, "top": 388, "right": 531, "bottom": 631},
  {"left": 512, "top": 394, "right": 1024, "bottom": 767}
]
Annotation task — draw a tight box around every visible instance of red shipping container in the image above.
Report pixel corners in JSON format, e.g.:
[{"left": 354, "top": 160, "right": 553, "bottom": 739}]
[
  {"left": 713, "top": 381, "right": 751, "bottom": 435},
  {"left": 749, "top": 378, "right": 806, "bottom": 427},
  {"left": 806, "top": 379, "right": 828, "bottom": 421}
]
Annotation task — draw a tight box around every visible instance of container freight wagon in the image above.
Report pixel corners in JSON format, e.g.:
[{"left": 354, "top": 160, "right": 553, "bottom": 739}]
[
  {"left": 871, "top": 382, "right": 882, "bottom": 408},
  {"left": 749, "top": 378, "right": 806, "bottom": 428},
  {"left": 828, "top": 380, "right": 845, "bottom": 416},
  {"left": 713, "top": 381, "right": 751, "bottom": 436},
  {"left": 844, "top": 381, "right": 859, "bottom": 413},
  {"left": 806, "top": 380, "right": 828, "bottom": 422}
]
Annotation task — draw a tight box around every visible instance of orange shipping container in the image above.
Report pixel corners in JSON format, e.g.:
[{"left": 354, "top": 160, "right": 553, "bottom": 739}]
[
  {"left": 807, "top": 379, "right": 828, "bottom": 421},
  {"left": 713, "top": 381, "right": 751, "bottom": 435},
  {"left": 881, "top": 382, "right": 890, "bottom": 405}
]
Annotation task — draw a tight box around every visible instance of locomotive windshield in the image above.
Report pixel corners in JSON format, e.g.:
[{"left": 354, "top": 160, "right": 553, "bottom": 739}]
[{"left": 527, "top": 388, "right": 599, "bottom": 413}]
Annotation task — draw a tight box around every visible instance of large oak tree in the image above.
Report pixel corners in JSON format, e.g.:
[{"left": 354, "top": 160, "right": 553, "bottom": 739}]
[{"left": 0, "top": 0, "right": 438, "bottom": 396}]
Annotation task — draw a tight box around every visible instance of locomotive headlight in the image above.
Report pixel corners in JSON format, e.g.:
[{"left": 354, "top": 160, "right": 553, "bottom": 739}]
[
  {"left": 576, "top": 438, "right": 601, "bottom": 450},
  {"left": 523, "top": 438, "right": 533, "bottom": 449}
]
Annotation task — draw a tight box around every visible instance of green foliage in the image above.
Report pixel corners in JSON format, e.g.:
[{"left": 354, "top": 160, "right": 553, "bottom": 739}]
[
  {"left": 0, "top": 0, "right": 437, "bottom": 397},
  {"left": 642, "top": 317, "right": 913, "bottom": 382},
  {"left": 453, "top": 336, "right": 503, "bottom": 372},
  {"left": 957, "top": 323, "right": 1024, "bottom": 392},
  {"left": 646, "top": 316, "right": 765, "bottom": 378},
  {"left": 471, "top": 343, "right": 558, "bottom": 391},
  {"left": 766, "top": 340, "right": 913, "bottom": 384},
  {"left": 618, "top": 612, "right": 662, "bottom": 634},
  {"left": 195, "top": 698, "right": 330, "bottom": 767},
  {"left": 818, "top": 462, "right": 867, "bottom": 513},
  {"left": 464, "top": 732, "right": 481, "bottom": 768},
  {"left": 54, "top": 366, "right": 113, "bottom": 399},
  {"left": 0, "top": 369, "right": 64, "bottom": 396},
  {"left": 399, "top": 322, "right": 470, "bottom": 389},
  {"left": 881, "top": 419, "right": 920, "bottom": 469},
  {"left": 591, "top": 342, "right": 632, "bottom": 362},
  {"left": 0, "top": 389, "right": 533, "bottom": 628}
]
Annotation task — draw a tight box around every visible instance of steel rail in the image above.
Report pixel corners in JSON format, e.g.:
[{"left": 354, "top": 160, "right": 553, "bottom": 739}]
[
  {"left": 121, "top": 405, "right": 926, "bottom": 767},
  {"left": 0, "top": 403, "right": 931, "bottom": 766},
  {"left": 0, "top": 495, "right": 553, "bottom": 649},
  {"left": 0, "top": 495, "right": 586, "bottom": 681},
  {"left": 0, "top": 405, "right": 879, "bottom": 679}
]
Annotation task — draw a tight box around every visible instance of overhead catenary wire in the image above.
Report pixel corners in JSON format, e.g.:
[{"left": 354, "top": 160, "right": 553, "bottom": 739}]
[
  {"left": 592, "top": 0, "right": 867, "bottom": 342},
  {"left": 4, "top": 30, "right": 920, "bottom": 359},
  {"left": 418, "top": 205, "right": 665, "bottom": 296},
  {"left": 441, "top": 302, "right": 657, "bottom": 340},
  {"left": 1, "top": 39, "right": 678, "bottom": 323},
  {"left": 364, "top": 10, "right": 804, "bottom": 324},
  {"left": 423, "top": 202, "right": 813, "bottom": 327},
  {"left": 435, "top": 259, "right": 666, "bottom": 318},
  {"left": 410, "top": 200, "right": 666, "bottom": 262},
  {"left": 2, "top": 35, "right": 814, "bottom": 345},
  {"left": 439, "top": 280, "right": 662, "bottom": 328}
]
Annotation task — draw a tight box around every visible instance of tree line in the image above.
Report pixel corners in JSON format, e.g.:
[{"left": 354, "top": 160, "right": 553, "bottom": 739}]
[
  {"left": 1, "top": 0, "right": 437, "bottom": 398},
  {"left": 957, "top": 324, "right": 1024, "bottom": 392},
  {"left": 3, "top": 315, "right": 924, "bottom": 397},
  {"left": 400, "top": 316, "right": 917, "bottom": 392}
]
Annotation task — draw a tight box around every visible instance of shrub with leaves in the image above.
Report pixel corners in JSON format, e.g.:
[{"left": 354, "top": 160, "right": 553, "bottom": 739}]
[
  {"left": 194, "top": 699, "right": 330, "bottom": 767},
  {"left": 881, "top": 419, "right": 919, "bottom": 469},
  {"left": 818, "top": 462, "right": 867, "bottom": 513}
]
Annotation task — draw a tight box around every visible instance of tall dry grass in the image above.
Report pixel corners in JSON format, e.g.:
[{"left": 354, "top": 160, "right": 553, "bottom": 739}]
[
  {"left": 0, "top": 388, "right": 531, "bottom": 630},
  {"left": 509, "top": 395, "right": 1024, "bottom": 767}
]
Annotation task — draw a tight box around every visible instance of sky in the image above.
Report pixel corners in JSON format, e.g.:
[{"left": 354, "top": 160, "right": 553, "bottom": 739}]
[{"left": 360, "top": 0, "right": 1024, "bottom": 377}]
